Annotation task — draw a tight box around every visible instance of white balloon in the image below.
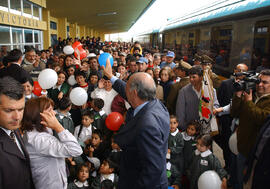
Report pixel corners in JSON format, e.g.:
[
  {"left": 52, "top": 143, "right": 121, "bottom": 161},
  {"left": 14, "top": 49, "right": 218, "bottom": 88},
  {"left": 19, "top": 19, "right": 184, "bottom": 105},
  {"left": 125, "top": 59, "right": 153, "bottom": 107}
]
[
  {"left": 63, "top": 45, "right": 74, "bottom": 55},
  {"left": 198, "top": 171, "right": 222, "bottom": 189},
  {"left": 229, "top": 131, "right": 239, "bottom": 155},
  {"left": 69, "top": 87, "right": 88, "bottom": 106},
  {"left": 67, "top": 75, "right": 77, "bottom": 86},
  {"left": 38, "top": 69, "right": 58, "bottom": 89}
]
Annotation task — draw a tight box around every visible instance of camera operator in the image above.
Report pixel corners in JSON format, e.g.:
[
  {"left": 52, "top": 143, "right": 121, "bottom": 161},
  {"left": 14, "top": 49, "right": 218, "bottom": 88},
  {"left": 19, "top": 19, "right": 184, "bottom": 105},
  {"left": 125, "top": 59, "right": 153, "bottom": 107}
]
[
  {"left": 216, "top": 64, "right": 248, "bottom": 171},
  {"left": 231, "top": 69, "right": 270, "bottom": 188}
]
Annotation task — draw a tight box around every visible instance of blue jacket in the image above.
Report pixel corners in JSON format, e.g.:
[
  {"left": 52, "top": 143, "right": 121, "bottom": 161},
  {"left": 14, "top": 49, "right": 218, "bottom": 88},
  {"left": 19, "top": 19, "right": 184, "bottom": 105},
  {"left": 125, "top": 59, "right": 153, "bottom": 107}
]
[{"left": 112, "top": 79, "right": 170, "bottom": 189}]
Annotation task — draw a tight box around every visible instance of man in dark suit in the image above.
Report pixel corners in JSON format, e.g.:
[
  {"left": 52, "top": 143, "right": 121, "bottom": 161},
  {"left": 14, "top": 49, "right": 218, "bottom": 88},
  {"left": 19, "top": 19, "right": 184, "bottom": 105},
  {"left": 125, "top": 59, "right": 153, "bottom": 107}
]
[
  {"left": 217, "top": 63, "right": 248, "bottom": 170},
  {"left": 103, "top": 60, "right": 170, "bottom": 189},
  {"left": 166, "top": 61, "right": 191, "bottom": 115},
  {"left": 0, "top": 77, "right": 35, "bottom": 189},
  {"left": 0, "top": 49, "right": 31, "bottom": 84}
]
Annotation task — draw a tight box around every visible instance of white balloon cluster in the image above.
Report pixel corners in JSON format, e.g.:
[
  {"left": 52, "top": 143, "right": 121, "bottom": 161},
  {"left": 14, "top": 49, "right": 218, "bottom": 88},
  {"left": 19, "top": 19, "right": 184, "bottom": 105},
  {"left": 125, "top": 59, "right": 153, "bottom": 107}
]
[
  {"left": 38, "top": 69, "right": 58, "bottom": 89},
  {"left": 229, "top": 132, "right": 239, "bottom": 155},
  {"left": 69, "top": 87, "right": 88, "bottom": 106},
  {"left": 63, "top": 45, "right": 74, "bottom": 55},
  {"left": 67, "top": 75, "right": 77, "bottom": 86},
  {"left": 198, "top": 171, "right": 222, "bottom": 189}
]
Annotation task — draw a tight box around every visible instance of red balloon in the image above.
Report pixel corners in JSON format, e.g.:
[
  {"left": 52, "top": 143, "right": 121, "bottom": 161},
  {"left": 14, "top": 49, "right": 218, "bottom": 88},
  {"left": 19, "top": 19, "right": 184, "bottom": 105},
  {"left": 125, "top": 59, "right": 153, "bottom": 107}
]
[
  {"left": 33, "top": 81, "right": 42, "bottom": 96},
  {"left": 74, "top": 44, "right": 87, "bottom": 60},
  {"left": 72, "top": 41, "right": 81, "bottom": 49},
  {"left": 105, "top": 112, "right": 124, "bottom": 131}
]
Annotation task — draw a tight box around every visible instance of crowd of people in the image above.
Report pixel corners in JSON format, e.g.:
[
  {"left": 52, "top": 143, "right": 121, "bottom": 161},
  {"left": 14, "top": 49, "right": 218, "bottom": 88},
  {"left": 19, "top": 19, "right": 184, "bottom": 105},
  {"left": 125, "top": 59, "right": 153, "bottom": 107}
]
[{"left": 0, "top": 36, "right": 270, "bottom": 189}]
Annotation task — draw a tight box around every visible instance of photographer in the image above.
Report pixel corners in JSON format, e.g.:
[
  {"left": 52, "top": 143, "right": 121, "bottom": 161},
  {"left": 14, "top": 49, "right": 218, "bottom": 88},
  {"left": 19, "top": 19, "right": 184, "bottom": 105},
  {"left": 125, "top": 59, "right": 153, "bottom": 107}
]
[
  {"left": 216, "top": 64, "right": 248, "bottom": 172},
  {"left": 231, "top": 69, "right": 270, "bottom": 188}
]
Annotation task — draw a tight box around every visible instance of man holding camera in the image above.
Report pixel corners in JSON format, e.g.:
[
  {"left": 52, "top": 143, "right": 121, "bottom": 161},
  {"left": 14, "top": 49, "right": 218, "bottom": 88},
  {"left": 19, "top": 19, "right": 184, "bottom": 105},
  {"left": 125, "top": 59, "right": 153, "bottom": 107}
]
[{"left": 231, "top": 69, "right": 270, "bottom": 188}]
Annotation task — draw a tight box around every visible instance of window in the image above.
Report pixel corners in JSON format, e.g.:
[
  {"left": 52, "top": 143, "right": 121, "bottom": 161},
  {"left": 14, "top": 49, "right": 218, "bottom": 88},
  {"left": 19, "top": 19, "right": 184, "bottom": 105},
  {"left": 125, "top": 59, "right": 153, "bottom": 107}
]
[
  {"left": 50, "top": 21, "right": 57, "bottom": 30},
  {"left": 0, "top": 0, "right": 8, "bottom": 11},
  {"left": 33, "top": 5, "right": 40, "bottom": 20},
  {"left": 10, "top": 0, "right": 22, "bottom": 14},
  {"left": 34, "top": 30, "right": 39, "bottom": 43},
  {"left": 12, "top": 28, "right": 23, "bottom": 44},
  {"left": 24, "top": 29, "right": 33, "bottom": 43},
  {"left": 23, "top": 0, "right": 32, "bottom": 18},
  {"left": 219, "top": 29, "right": 232, "bottom": 36},
  {"left": 0, "top": 26, "right": 10, "bottom": 44},
  {"left": 67, "top": 26, "right": 70, "bottom": 32}
]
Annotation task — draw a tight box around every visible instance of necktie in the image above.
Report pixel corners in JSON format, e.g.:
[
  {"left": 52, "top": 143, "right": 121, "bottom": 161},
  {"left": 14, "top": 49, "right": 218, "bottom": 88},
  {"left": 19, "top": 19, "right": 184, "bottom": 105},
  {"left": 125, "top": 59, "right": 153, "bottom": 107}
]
[{"left": 10, "top": 131, "right": 16, "bottom": 143}]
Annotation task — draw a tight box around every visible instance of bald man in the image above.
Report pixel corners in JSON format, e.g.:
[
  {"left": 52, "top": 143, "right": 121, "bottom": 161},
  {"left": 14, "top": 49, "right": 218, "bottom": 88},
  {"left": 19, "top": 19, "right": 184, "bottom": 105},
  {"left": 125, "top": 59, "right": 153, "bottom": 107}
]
[
  {"left": 103, "top": 60, "right": 170, "bottom": 189},
  {"left": 217, "top": 63, "right": 248, "bottom": 170}
]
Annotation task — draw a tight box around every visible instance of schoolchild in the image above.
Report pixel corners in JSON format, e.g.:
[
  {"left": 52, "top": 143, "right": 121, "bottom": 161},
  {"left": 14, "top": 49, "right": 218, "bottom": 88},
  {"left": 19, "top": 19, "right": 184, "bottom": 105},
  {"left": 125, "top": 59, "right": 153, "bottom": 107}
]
[
  {"left": 182, "top": 120, "right": 202, "bottom": 172},
  {"left": 67, "top": 163, "right": 90, "bottom": 189},
  {"left": 167, "top": 115, "right": 184, "bottom": 188},
  {"left": 187, "top": 134, "right": 227, "bottom": 189},
  {"left": 74, "top": 110, "right": 96, "bottom": 146},
  {"left": 91, "top": 159, "right": 119, "bottom": 189}
]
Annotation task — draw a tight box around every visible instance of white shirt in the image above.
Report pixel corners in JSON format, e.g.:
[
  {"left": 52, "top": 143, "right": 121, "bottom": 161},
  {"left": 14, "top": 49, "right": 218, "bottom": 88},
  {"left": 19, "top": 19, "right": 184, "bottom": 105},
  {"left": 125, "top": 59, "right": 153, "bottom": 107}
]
[
  {"left": 100, "top": 173, "right": 115, "bottom": 182},
  {"left": 74, "top": 124, "right": 94, "bottom": 144},
  {"left": 91, "top": 88, "right": 118, "bottom": 115}
]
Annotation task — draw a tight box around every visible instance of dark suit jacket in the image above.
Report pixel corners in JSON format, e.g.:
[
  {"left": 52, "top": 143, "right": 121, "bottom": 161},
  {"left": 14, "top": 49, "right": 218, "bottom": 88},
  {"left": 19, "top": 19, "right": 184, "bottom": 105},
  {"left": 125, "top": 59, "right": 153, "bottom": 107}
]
[
  {"left": 112, "top": 79, "right": 170, "bottom": 189},
  {"left": 166, "top": 77, "right": 190, "bottom": 115},
  {"left": 217, "top": 78, "right": 234, "bottom": 131},
  {"left": 4, "top": 63, "right": 31, "bottom": 84},
  {"left": 0, "top": 128, "right": 35, "bottom": 189}
]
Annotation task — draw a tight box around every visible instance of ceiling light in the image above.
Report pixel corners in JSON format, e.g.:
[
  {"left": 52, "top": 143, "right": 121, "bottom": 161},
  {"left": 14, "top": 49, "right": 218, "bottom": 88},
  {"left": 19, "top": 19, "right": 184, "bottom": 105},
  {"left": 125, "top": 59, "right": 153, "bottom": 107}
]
[{"left": 97, "top": 12, "right": 117, "bottom": 16}]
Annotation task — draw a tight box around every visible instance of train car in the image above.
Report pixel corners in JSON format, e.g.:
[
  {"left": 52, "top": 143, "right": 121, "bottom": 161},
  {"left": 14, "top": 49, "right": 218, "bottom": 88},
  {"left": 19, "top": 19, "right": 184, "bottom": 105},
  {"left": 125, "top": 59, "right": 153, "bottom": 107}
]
[{"left": 133, "top": 0, "right": 270, "bottom": 77}]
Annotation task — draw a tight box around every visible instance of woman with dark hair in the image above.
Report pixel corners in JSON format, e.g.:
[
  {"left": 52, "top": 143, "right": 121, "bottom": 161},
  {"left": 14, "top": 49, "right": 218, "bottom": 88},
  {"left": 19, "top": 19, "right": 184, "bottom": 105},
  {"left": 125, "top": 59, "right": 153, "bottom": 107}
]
[
  {"left": 64, "top": 55, "right": 75, "bottom": 71},
  {"left": 159, "top": 67, "right": 174, "bottom": 103},
  {"left": 47, "top": 70, "right": 70, "bottom": 108},
  {"left": 22, "top": 97, "right": 82, "bottom": 189}
]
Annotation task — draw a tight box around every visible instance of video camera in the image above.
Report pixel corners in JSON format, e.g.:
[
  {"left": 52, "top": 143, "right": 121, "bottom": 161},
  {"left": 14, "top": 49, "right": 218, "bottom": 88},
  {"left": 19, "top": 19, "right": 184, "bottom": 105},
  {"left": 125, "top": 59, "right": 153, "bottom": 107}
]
[{"left": 232, "top": 71, "right": 260, "bottom": 92}]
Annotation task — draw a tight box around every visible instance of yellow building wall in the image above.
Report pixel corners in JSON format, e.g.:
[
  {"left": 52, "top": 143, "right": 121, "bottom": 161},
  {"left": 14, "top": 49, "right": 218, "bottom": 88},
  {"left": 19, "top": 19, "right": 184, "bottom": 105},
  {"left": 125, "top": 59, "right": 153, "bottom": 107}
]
[
  {"left": 58, "top": 17, "right": 68, "bottom": 39},
  {"left": 42, "top": 9, "right": 50, "bottom": 49}
]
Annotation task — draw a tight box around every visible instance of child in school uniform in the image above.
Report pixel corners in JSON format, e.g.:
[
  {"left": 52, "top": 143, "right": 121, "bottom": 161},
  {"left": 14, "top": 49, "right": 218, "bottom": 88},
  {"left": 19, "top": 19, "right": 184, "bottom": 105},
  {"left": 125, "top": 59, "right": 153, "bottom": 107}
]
[
  {"left": 182, "top": 120, "right": 202, "bottom": 172},
  {"left": 67, "top": 163, "right": 90, "bottom": 189},
  {"left": 108, "top": 137, "right": 122, "bottom": 167},
  {"left": 74, "top": 110, "right": 96, "bottom": 147},
  {"left": 187, "top": 134, "right": 227, "bottom": 189},
  {"left": 91, "top": 159, "right": 119, "bottom": 189},
  {"left": 87, "top": 129, "right": 110, "bottom": 163},
  {"left": 55, "top": 97, "right": 74, "bottom": 134},
  {"left": 92, "top": 98, "right": 112, "bottom": 147},
  {"left": 167, "top": 115, "right": 184, "bottom": 189}
]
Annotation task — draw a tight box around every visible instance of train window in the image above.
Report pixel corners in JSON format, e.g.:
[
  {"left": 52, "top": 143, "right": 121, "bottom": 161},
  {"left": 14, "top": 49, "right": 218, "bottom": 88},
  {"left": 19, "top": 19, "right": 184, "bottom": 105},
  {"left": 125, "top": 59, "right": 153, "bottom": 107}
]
[
  {"left": 211, "top": 26, "right": 232, "bottom": 69},
  {"left": 189, "top": 33, "right": 194, "bottom": 38},
  {"left": 256, "top": 27, "right": 268, "bottom": 33}
]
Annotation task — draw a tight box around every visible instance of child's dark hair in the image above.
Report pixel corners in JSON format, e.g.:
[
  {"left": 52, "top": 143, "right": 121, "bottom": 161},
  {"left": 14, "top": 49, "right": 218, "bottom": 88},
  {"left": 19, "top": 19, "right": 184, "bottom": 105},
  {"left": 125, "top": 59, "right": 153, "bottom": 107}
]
[
  {"left": 74, "top": 70, "right": 87, "bottom": 79},
  {"left": 196, "top": 134, "right": 212, "bottom": 147},
  {"left": 76, "top": 163, "right": 90, "bottom": 176},
  {"left": 93, "top": 98, "right": 104, "bottom": 110},
  {"left": 92, "top": 129, "right": 103, "bottom": 140},
  {"left": 58, "top": 97, "right": 72, "bottom": 110},
  {"left": 89, "top": 70, "right": 99, "bottom": 78},
  {"left": 104, "top": 158, "right": 119, "bottom": 173},
  {"left": 187, "top": 120, "right": 202, "bottom": 134},
  {"left": 101, "top": 179, "right": 114, "bottom": 189},
  {"left": 170, "top": 115, "right": 178, "bottom": 122},
  {"left": 82, "top": 110, "right": 95, "bottom": 120}
]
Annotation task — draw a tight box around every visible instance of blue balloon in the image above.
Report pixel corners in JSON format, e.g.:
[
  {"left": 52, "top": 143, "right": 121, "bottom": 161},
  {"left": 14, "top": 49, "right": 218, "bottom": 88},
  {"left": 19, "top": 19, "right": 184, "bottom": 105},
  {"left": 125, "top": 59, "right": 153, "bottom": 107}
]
[
  {"left": 168, "top": 187, "right": 174, "bottom": 189},
  {"left": 98, "top": 53, "right": 113, "bottom": 67}
]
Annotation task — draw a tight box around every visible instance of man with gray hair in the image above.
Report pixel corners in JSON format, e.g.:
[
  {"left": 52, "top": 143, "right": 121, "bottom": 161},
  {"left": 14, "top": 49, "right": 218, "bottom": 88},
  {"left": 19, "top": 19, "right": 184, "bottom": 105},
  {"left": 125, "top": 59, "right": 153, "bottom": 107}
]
[{"left": 103, "top": 60, "right": 170, "bottom": 189}]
